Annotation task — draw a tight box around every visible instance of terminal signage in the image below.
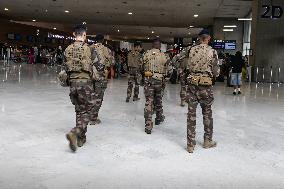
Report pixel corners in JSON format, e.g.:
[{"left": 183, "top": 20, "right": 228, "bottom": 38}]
[
  {"left": 213, "top": 40, "right": 236, "bottom": 50},
  {"left": 261, "top": 5, "right": 283, "bottom": 19}
]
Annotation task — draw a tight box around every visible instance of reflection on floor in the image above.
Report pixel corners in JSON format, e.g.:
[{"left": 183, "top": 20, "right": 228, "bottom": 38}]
[{"left": 0, "top": 64, "right": 284, "bottom": 189}]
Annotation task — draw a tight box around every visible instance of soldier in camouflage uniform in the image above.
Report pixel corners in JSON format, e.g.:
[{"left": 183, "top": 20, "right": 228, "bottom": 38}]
[
  {"left": 63, "top": 25, "right": 94, "bottom": 152},
  {"left": 186, "top": 29, "right": 219, "bottom": 153},
  {"left": 143, "top": 39, "right": 171, "bottom": 134},
  {"left": 126, "top": 42, "right": 143, "bottom": 102},
  {"left": 172, "top": 46, "right": 192, "bottom": 107},
  {"left": 89, "top": 34, "right": 113, "bottom": 125}
]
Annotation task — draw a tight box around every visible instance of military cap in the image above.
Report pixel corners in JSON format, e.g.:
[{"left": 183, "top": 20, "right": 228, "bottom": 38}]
[
  {"left": 95, "top": 33, "right": 105, "bottom": 41},
  {"left": 198, "top": 29, "right": 210, "bottom": 36}
]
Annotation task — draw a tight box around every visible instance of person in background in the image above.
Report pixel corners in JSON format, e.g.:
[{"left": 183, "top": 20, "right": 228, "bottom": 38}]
[
  {"left": 115, "top": 51, "right": 122, "bottom": 78},
  {"left": 33, "top": 46, "right": 38, "bottom": 64},
  {"left": 28, "top": 47, "right": 35, "bottom": 64},
  {"left": 41, "top": 47, "right": 48, "bottom": 64},
  {"left": 89, "top": 34, "right": 113, "bottom": 125},
  {"left": 126, "top": 42, "right": 143, "bottom": 102},
  {"left": 56, "top": 46, "right": 64, "bottom": 65},
  {"left": 230, "top": 51, "right": 245, "bottom": 95}
]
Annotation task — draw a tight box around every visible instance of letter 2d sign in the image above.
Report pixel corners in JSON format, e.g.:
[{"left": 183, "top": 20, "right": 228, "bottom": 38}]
[{"left": 261, "top": 5, "right": 283, "bottom": 19}]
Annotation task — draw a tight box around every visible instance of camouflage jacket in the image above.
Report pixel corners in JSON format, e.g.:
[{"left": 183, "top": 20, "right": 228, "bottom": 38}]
[
  {"left": 64, "top": 41, "right": 92, "bottom": 81},
  {"left": 127, "top": 50, "right": 143, "bottom": 69},
  {"left": 143, "top": 48, "right": 172, "bottom": 80},
  {"left": 188, "top": 44, "right": 219, "bottom": 78},
  {"left": 172, "top": 46, "right": 192, "bottom": 71},
  {"left": 90, "top": 43, "right": 113, "bottom": 81}
]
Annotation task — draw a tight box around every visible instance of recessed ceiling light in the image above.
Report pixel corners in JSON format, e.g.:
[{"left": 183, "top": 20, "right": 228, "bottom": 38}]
[
  {"left": 147, "top": 37, "right": 150, "bottom": 40},
  {"left": 223, "top": 29, "right": 234, "bottom": 32},
  {"left": 53, "top": 27, "right": 57, "bottom": 30},
  {"left": 188, "top": 32, "right": 191, "bottom": 35},
  {"left": 128, "top": 12, "right": 133, "bottom": 15},
  {"left": 156, "top": 35, "right": 159, "bottom": 38},
  {"left": 189, "top": 25, "right": 194, "bottom": 28},
  {"left": 4, "top": 8, "right": 9, "bottom": 11},
  {"left": 224, "top": 25, "right": 237, "bottom": 28},
  {"left": 45, "top": 9, "right": 48, "bottom": 12},
  {"left": 238, "top": 18, "right": 252, "bottom": 21},
  {"left": 194, "top": 14, "right": 199, "bottom": 18},
  {"left": 117, "top": 29, "right": 120, "bottom": 32},
  {"left": 151, "top": 31, "right": 154, "bottom": 34},
  {"left": 64, "top": 10, "right": 70, "bottom": 13},
  {"left": 32, "top": 19, "right": 36, "bottom": 22}
]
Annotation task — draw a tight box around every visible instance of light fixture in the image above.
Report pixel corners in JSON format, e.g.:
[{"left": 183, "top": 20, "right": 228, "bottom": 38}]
[
  {"left": 194, "top": 14, "right": 198, "bottom": 18},
  {"left": 82, "top": 21, "right": 87, "bottom": 25},
  {"left": 156, "top": 35, "right": 159, "bottom": 38},
  {"left": 117, "top": 29, "right": 120, "bottom": 32},
  {"left": 224, "top": 25, "right": 237, "bottom": 28},
  {"left": 223, "top": 29, "right": 234, "bottom": 32},
  {"left": 128, "top": 12, "right": 133, "bottom": 15},
  {"left": 147, "top": 37, "right": 150, "bottom": 40},
  {"left": 238, "top": 18, "right": 252, "bottom": 21},
  {"left": 189, "top": 25, "right": 194, "bottom": 28},
  {"left": 188, "top": 32, "right": 191, "bottom": 35},
  {"left": 64, "top": 10, "right": 70, "bottom": 13},
  {"left": 32, "top": 19, "right": 36, "bottom": 22},
  {"left": 4, "top": 8, "right": 9, "bottom": 11},
  {"left": 53, "top": 27, "right": 57, "bottom": 30},
  {"left": 151, "top": 31, "right": 154, "bottom": 34},
  {"left": 45, "top": 9, "right": 48, "bottom": 12}
]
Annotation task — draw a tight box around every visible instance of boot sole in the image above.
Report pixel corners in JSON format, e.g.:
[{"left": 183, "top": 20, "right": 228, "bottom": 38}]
[
  {"left": 203, "top": 143, "right": 217, "bottom": 149},
  {"left": 66, "top": 134, "right": 77, "bottom": 152}
]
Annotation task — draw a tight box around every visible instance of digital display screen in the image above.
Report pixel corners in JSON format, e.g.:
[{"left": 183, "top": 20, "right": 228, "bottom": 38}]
[
  {"left": 213, "top": 40, "right": 225, "bottom": 49},
  {"left": 7, "top": 33, "right": 15, "bottom": 40},
  {"left": 213, "top": 40, "right": 236, "bottom": 50},
  {"left": 224, "top": 40, "right": 236, "bottom": 50}
]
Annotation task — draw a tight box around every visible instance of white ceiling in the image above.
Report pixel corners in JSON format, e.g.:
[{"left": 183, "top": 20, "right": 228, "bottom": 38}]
[{"left": 0, "top": 0, "right": 252, "bottom": 41}]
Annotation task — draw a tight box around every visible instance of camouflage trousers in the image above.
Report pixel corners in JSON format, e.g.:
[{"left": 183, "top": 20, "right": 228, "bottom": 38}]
[
  {"left": 180, "top": 72, "right": 188, "bottom": 103},
  {"left": 69, "top": 81, "right": 95, "bottom": 138},
  {"left": 90, "top": 80, "right": 107, "bottom": 122},
  {"left": 187, "top": 84, "right": 214, "bottom": 147},
  {"left": 144, "top": 77, "right": 164, "bottom": 130},
  {"left": 126, "top": 72, "right": 140, "bottom": 99}
]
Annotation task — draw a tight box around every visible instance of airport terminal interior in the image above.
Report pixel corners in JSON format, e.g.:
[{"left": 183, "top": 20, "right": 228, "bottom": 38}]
[{"left": 0, "top": 0, "right": 284, "bottom": 189}]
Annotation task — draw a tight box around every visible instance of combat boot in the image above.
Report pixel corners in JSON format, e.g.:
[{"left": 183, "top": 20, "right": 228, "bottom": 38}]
[
  {"left": 77, "top": 136, "right": 86, "bottom": 147},
  {"left": 133, "top": 97, "right": 140, "bottom": 102},
  {"left": 66, "top": 131, "right": 77, "bottom": 152},
  {"left": 180, "top": 101, "right": 185, "bottom": 107},
  {"left": 203, "top": 139, "right": 217, "bottom": 149},
  {"left": 145, "top": 128, "right": 152, "bottom": 134},
  {"left": 187, "top": 146, "right": 195, "bottom": 153},
  {"left": 89, "top": 118, "right": 101, "bottom": 126},
  {"left": 126, "top": 98, "right": 130, "bottom": 103},
  {"left": 155, "top": 115, "right": 165, "bottom": 125}
]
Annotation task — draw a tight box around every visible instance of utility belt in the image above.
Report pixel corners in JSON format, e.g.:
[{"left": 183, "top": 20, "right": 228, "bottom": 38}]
[
  {"left": 188, "top": 75, "right": 212, "bottom": 86},
  {"left": 70, "top": 80, "right": 92, "bottom": 87},
  {"left": 144, "top": 71, "right": 164, "bottom": 81}
]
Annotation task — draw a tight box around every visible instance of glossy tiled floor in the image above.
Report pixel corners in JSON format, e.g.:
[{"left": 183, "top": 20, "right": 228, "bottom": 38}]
[{"left": 0, "top": 64, "right": 283, "bottom": 189}]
